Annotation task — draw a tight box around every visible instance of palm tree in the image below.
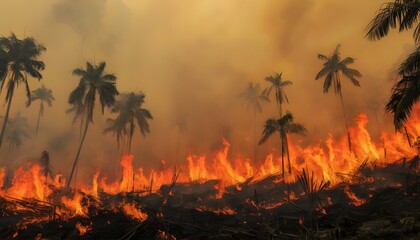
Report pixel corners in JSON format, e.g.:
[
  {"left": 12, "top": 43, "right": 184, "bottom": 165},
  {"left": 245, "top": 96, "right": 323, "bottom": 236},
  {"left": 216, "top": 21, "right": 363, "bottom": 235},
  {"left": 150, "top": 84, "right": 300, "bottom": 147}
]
[
  {"left": 365, "top": 0, "right": 420, "bottom": 42},
  {"left": 0, "top": 33, "right": 46, "bottom": 148},
  {"left": 6, "top": 112, "right": 31, "bottom": 153},
  {"left": 315, "top": 44, "right": 362, "bottom": 151},
  {"left": 239, "top": 82, "right": 267, "bottom": 163},
  {"left": 385, "top": 73, "right": 419, "bottom": 129},
  {"left": 67, "top": 61, "right": 118, "bottom": 188},
  {"left": 27, "top": 85, "right": 54, "bottom": 135},
  {"left": 262, "top": 73, "right": 293, "bottom": 117},
  {"left": 259, "top": 112, "right": 307, "bottom": 177},
  {"left": 104, "top": 92, "right": 153, "bottom": 154},
  {"left": 366, "top": 0, "right": 420, "bottom": 130}
]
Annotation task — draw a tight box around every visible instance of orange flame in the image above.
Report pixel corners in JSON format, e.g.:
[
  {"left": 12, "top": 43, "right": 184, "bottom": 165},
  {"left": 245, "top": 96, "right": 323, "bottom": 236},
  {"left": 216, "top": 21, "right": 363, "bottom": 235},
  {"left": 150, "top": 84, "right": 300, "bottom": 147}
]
[
  {"left": 61, "top": 192, "right": 87, "bottom": 217},
  {"left": 122, "top": 202, "right": 148, "bottom": 221}
]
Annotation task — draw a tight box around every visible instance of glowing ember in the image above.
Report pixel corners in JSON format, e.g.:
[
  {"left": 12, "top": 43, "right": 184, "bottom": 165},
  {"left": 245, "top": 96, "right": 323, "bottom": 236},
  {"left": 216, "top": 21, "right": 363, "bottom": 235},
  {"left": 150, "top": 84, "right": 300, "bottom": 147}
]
[
  {"left": 343, "top": 185, "right": 366, "bottom": 206},
  {"left": 196, "top": 206, "right": 236, "bottom": 215},
  {"left": 76, "top": 222, "right": 92, "bottom": 236}
]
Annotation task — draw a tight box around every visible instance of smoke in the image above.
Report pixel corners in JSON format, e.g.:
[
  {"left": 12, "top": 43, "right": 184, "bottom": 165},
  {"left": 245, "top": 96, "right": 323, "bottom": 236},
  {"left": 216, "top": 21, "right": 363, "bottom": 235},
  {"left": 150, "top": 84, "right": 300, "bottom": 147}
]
[
  {"left": 0, "top": 0, "right": 414, "bottom": 182},
  {"left": 52, "top": 0, "right": 131, "bottom": 53}
]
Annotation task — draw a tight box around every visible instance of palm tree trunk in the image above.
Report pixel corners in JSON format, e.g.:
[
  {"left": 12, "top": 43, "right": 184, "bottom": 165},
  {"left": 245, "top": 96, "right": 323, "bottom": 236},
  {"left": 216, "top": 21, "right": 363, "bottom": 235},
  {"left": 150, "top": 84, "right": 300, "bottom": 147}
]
[
  {"left": 35, "top": 102, "right": 43, "bottom": 136},
  {"left": 338, "top": 89, "right": 352, "bottom": 152},
  {"left": 276, "top": 88, "right": 282, "bottom": 118},
  {"left": 74, "top": 160, "right": 79, "bottom": 188},
  {"left": 66, "top": 116, "right": 90, "bottom": 188},
  {"left": 285, "top": 134, "right": 292, "bottom": 174},
  {"left": 253, "top": 107, "right": 257, "bottom": 165},
  {"left": 128, "top": 120, "right": 134, "bottom": 154},
  {"left": 281, "top": 133, "right": 285, "bottom": 177},
  {"left": 0, "top": 84, "right": 15, "bottom": 148},
  {"left": 79, "top": 118, "right": 83, "bottom": 138},
  {"left": 403, "top": 126, "right": 412, "bottom": 147}
]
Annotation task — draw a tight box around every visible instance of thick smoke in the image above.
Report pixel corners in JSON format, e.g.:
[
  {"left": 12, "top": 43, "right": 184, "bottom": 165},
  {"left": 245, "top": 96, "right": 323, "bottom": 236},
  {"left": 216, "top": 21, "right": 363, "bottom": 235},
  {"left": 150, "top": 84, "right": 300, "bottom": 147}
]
[{"left": 0, "top": 0, "right": 414, "bottom": 182}]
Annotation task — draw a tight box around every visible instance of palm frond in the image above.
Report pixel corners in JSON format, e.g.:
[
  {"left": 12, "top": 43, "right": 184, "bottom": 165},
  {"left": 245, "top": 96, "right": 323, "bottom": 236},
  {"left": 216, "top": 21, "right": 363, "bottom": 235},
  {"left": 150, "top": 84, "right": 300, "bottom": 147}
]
[
  {"left": 258, "top": 118, "right": 278, "bottom": 145},
  {"left": 366, "top": 1, "right": 420, "bottom": 41},
  {"left": 317, "top": 54, "right": 329, "bottom": 61},
  {"left": 385, "top": 73, "right": 420, "bottom": 130},
  {"left": 399, "top": 45, "right": 420, "bottom": 75}
]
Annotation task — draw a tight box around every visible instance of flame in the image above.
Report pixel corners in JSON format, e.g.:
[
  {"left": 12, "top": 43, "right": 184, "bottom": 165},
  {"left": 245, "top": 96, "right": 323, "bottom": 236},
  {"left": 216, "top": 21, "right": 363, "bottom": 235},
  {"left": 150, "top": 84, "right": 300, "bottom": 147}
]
[
  {"left": 0, "top": 105, "right": 418, "bottom": 219},
  {"left": 2, "top": 163, "right": 51, "bottom": 200},
  {"left": 61, "top": 192, "right": 87, "bottom": 217},
  {"left": 122, "top": 202, "right": 148, "bottom": 221}
]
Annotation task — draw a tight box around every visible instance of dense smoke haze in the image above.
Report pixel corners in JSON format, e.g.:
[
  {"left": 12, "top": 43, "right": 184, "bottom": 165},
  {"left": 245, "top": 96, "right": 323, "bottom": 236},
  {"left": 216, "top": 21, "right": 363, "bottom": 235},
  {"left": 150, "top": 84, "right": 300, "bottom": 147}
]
[{"left": 0, "top": 0, "right": 414, "bottom": 182}]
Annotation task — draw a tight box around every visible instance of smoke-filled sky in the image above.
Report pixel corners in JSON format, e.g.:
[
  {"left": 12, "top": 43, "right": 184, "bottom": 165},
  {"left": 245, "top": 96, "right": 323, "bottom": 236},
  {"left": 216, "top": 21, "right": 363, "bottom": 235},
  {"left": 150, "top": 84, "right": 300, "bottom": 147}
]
[{"left": 0, "top": 0, "right": 414, "bottom": 180}]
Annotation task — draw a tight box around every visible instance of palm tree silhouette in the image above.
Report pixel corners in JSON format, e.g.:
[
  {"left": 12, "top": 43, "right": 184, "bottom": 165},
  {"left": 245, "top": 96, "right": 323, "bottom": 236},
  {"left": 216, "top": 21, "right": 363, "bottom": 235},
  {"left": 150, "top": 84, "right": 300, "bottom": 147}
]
[
  {"left": 366, "top": 0, "right": 420, "bottom": 130},
  {"left": 259, "top": 111, "right": 307, "bottom": 177},
  {"left": 239, "top": 82, "right": 267, "bottom": 163},
  {"left": 27, "top": 85, "right": 54, "bottom": 135},
  {"left": 315, "top": 44, "right": 362, "bottom": 152},
  {"left": 262, "top": 73, "right": 292, "bottom": 117},
  {"left": 6, "top": 112, "right": 31, "bottom": 154},
  {"left": 104, "top": 92, "right": 153, "bottom": 154},
  {"left": 0, "top": 33, "right": 45, "bottom": 148},
  {"left": 67, "top": 61, "right": 118, "bottom": 187},
  {"left": 366, "top": 0, "right": 420, "bottom": 42}
]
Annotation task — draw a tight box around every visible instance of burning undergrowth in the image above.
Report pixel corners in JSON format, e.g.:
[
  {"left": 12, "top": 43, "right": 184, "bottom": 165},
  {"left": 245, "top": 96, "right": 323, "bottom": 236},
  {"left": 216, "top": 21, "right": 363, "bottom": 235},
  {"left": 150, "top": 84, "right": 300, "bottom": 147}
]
[{"left": 0, "top": 111, "right": 419, "bottom": 239}]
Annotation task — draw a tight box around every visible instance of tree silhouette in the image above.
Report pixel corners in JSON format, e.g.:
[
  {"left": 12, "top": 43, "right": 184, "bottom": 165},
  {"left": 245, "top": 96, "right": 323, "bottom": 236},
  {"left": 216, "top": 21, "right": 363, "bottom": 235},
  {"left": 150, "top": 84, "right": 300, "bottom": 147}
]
[
  {"left": 6, "top": 112, "right": 31, "bottom": 153},
  {"left": 104, "top": 92, "right": 153, "bottom": 154},
  {"left": 366, "top": 0, "right": 420, "bottom": 42},
  {"left": 262, "top": 73, "right": 292, "bottom": 117},
  {"left": 67, "top": 61, "right": 118, "bottom": 187},
  {"left": 27, "top": 85, "right": 54, "bottom": 135},
  {"left": 239, "top": 82, "right": 267, "bottom": 163},
  {"left": 39, "top": 151, "right": 52, "bottom": 181},
  {"left": 315, "top": 44, "right": 362, "bottom": 151},
  {"left": 366, "top": 0, "right": 420, "bottom": 130},
  {"left": 259, "top": 112, "right": 307, "bottom": 177},
  {"left": 0, "top": 33, "right": 45, "bottom": 148}
]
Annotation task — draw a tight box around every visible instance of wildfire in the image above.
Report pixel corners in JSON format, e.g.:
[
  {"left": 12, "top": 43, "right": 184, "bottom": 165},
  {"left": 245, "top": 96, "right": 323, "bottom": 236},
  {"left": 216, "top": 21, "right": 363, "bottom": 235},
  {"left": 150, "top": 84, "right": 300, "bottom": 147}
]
[{"left": 0, "top": 106, "right": 418, "bottom": 221}]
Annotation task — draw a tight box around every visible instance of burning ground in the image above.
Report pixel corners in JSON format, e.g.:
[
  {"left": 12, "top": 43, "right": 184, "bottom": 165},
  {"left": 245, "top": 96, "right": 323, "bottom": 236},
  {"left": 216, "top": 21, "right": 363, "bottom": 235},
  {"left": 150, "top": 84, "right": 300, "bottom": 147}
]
[{"left": 0, "top": 106, "right": 419, "bottom": 239}]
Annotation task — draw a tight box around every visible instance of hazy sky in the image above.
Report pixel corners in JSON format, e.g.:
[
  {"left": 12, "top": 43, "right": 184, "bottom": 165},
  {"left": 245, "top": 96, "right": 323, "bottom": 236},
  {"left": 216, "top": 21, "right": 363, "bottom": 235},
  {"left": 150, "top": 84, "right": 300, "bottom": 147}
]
[{"left": 0, "top": 0, "right": 414, "bottom": 180}]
